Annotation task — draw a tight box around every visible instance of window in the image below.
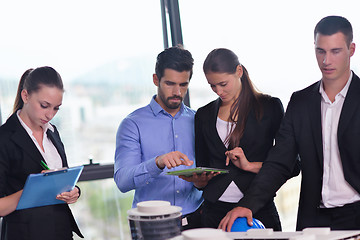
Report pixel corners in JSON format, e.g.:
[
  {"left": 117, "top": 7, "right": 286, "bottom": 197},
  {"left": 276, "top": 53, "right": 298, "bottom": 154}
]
[
  {"left": 0, "top": 0, "right": 164, "bottom": 165},
  {"left": 180, "top": 0, "right": 360, "bottom": 110}
]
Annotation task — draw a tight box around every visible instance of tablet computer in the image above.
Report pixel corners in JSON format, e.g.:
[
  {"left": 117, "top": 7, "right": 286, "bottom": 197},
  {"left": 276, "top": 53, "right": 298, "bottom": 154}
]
[{"left": 166, "top": 167, "right": 229, "bottom": 177}]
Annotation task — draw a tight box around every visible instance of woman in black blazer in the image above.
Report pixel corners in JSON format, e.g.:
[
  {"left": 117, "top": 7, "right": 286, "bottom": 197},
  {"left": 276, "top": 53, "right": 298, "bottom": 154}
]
[
  {"left": 194, "top": 48, "right": 283, "bottom": 230},
  {"left": 0, "top": 67, "right": 83, "bottom": 239}
]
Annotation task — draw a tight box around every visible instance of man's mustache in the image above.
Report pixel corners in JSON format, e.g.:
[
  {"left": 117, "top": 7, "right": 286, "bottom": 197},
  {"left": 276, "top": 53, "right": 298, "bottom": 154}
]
[{"left": 168, "top": 96, "right": 182, "bottom": 100}]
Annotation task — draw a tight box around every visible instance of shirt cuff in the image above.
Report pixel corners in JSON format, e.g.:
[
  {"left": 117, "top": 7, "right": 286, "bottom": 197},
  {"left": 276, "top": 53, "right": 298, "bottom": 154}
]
[
  {"left": 75, "top": 185, "right": 81, "bottom": 198},
  {"left": 145, "top": 157, "right": 163, "bottom": 177}
]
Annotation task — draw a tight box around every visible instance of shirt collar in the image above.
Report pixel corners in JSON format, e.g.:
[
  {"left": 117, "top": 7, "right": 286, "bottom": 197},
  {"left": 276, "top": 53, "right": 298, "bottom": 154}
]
[
  {"left": 149, "top": 95, "right": 185, "bottom": 117},
  {"left": 319, "top": 71, "right": 353, "bottom": 102},
  {"left": 17, "top": 110, "right": 54, "bottom": 135}
]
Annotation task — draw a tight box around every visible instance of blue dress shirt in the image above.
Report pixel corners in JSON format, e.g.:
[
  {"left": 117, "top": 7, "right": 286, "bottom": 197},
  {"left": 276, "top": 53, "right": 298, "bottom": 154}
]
[{"left": 114, "top": 95, "right": 203, "bottom": 215}]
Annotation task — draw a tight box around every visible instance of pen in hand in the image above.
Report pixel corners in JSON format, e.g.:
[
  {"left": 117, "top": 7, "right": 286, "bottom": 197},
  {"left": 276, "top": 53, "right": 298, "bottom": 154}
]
[{"left": 40, "top": 160, "right": 50, "bottom": 170}]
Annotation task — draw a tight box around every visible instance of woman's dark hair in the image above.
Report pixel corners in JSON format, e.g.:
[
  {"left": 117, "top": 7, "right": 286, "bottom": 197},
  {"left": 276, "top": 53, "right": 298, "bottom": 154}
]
[
  {"left": 203, "top": 48, "right": 263, "bottom": 148},
  {"left": 13, "top": 66, "right": 64, "bottom": 113}
]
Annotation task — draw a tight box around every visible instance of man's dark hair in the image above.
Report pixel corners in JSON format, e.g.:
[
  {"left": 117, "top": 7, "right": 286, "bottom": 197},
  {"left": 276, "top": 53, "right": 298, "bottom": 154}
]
[
  {"left": 155, "top": 45, "right": 194, "bottom": 81},
  {"left": 314, "top": 15, "right": 353, "bottom": 47}
]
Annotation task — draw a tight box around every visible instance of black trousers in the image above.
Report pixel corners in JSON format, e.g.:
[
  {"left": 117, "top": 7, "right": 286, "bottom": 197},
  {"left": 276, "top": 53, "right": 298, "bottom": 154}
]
[
  {"left": 181, "top": 204, "right": 203, "bottom": 231},
  {"left": 2, "top": 205, "right": 77, "bottom": 240},
  {"left": 316, "top": 201, "right": 360, "bottom": 230},
  {"left": 201, "top": 199, "right": 282, "bottom": 231}
]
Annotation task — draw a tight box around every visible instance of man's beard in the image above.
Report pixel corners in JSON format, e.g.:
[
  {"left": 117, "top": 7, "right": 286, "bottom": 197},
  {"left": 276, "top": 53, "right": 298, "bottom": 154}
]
[{"left": 161, "top": 94, "right": 183, "bottom": 109}]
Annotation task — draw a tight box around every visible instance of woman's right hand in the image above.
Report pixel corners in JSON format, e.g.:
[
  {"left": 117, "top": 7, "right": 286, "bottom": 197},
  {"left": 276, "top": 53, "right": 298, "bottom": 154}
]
[
  {"left": 225, "top": 147, "right": 249, "bottom": 168},
  {"left": 225, "top": 147, "right": 262, "bottom": 173}
]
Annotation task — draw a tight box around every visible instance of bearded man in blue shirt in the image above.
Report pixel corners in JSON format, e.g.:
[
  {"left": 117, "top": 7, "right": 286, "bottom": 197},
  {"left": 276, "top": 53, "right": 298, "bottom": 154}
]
[{"left": 114, "top": 46, "right": 203, "bottom": 229}]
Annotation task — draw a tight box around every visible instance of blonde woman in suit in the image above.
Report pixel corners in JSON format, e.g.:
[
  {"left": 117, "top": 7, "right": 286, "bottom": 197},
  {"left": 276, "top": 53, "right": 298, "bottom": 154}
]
[{"left": 0, "top": 67, "right": 83, "bottom": 239}]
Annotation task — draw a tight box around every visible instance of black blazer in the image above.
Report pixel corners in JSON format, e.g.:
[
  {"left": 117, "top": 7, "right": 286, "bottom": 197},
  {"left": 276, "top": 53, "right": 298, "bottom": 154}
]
[
  {"left": 195, "top": 96, "right": 284, "bottom": 202},
  {"left": 239, "top": 72, "right": 360, "bottom": 230},
  {"left": 0, "top": 113, "right": 83, "bottom": 240}
]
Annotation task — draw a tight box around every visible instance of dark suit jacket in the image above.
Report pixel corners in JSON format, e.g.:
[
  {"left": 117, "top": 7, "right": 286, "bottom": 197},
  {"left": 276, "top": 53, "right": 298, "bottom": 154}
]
[
  {"left": 0, "top": 113, "right": 83, "bottom": 240},
  {"left": 239, "top": 72, "right": 360, "bottom": 230},
  {"left": 195, "top": 96, "right": 285, "bottom": 202}
]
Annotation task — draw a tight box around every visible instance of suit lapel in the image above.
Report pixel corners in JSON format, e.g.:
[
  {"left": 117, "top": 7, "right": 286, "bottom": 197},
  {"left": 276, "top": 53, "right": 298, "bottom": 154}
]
[
  {"left": 8, "top": 114, "right": 67, "bottom": 168},
  {"left": 46, "top": 128, "right": 67, "bottom": 167},
  {"left": 211, "top": 98, "right": 229, "bottom": 151},
  {"left": 9, "top": 114, "right": 45, "bottom": 168},
  {"left": 338, "top": 73, "right": 360, "bottom": 138},
  {"left": 308, "top": 81, "right": 324, "bottom": 166}
]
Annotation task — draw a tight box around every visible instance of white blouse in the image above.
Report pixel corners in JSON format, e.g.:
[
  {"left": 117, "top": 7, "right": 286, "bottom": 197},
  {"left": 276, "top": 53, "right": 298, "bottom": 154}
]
[{"left": 216, "top": 117, "right": 244, "bottom": 203}]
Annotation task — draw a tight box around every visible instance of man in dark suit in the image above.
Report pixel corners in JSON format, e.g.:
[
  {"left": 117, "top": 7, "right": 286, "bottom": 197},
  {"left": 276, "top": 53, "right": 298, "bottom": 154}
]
[{"left": 219, "top": 15, "right": 360, "bottom": 232}]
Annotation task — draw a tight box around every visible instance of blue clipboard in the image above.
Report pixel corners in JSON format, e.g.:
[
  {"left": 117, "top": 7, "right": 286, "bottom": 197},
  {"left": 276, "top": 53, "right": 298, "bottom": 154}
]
[{"left": 16, "top": 165, "right": 84, "bottom": 210}]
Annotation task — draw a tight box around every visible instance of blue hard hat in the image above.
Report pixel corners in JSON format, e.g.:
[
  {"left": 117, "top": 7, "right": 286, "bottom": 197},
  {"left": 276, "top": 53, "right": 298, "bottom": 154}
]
[{"left": 230, "top": 217, "right": 265, "bottom": 232}]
